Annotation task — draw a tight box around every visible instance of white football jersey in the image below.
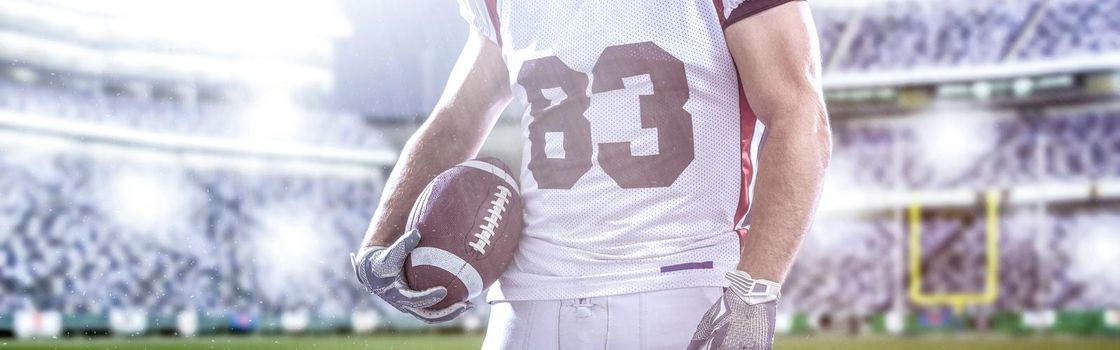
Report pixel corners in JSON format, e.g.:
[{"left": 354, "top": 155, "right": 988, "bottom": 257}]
[{"left": 458, "top": 0, "right": 790, "bottom": 301}]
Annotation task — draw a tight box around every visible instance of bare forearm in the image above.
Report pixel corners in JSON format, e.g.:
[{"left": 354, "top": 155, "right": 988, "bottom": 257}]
[
  {"left": 723, "top": 1, "right": 829, "bottom": 282},
  {"left": 738, "top": 107, "right": 830, "bottom": 282},
  {"left": 360, "top": 122, "right": 486, "bottom": 247},
  {"left": 358, "top": 31, "right": 510, "bottom": 248}
]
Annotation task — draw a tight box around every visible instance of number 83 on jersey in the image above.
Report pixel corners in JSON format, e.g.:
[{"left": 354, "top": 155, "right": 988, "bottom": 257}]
[{"left": 519, "top": 41, "right": 696, "bottom": 190}]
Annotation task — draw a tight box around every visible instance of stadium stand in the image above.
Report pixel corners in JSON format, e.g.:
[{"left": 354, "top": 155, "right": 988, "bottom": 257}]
[
  {"left": 0, "top": 150, "right": 384, "bottom": 317},
  {"left": 839, "top": 0, "right": 1036, "bottom": 70},
  {"left": 785, "top": 209, "right": 1120, "bottom": 316},
  {"left": 828, "top": 107, "right": 1120, "bottom": 190},
  {"left": 0, "top": 80, "right": 388, "bottom": 150},
  {"left": 1015, "top": 0, "right": 1120, "bottom": 60},
  {"left": 788, "top": 104, "right": 1120, "bottom": 318},
  {"left": 810, "top": 4, "right": 854, "bottom": 67},
  {"left": 1, "top": 0, "right": 1119, "bottom": 338},
  {"left": 828, "top": 0, "right": 1120, "bottom": 71}
]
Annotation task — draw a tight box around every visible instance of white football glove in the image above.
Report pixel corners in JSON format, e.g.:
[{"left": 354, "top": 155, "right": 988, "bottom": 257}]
[
  {"left": 688, "top": 271, "right": 781, "bottom": 350},
  {"left": 351, "top": 229, "right": 472, "bottom": 323}
]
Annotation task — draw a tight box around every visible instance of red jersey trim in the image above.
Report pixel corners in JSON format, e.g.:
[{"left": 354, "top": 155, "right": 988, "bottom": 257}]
[
  {"left": 734, "top": 87, "right": 757, "bottom": 228},
  {"left": 713, "top": 0, "right": 727, "bottom": 25},
  {"left": 714, "top": 0, "right": 757, "bottom": 229},
  {"left": 485, "top": 0, "right": 502, "bottom": 46}
]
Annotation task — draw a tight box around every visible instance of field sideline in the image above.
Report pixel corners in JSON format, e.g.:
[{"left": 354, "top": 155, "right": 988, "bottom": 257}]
[{"left": 0, "top": 334, "right": 1117, "bottom": 350}]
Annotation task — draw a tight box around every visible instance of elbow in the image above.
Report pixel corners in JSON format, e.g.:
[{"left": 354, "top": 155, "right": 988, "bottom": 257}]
[
  {"left": 759, "top": 103, "right": 832, "bottom": 170},
  {"left": 796, "top": 98, "right": 832, "bottom": 171}
]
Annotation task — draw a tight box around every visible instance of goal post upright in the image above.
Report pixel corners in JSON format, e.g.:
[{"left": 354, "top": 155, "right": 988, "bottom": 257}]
[{"left": 908, "top": 189, "right": 1001, "bottom": 314}]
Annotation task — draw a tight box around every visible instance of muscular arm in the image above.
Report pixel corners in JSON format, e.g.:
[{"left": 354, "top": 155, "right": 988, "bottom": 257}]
[
  {"left": 725, "top": 2, "right": 831, "bottom": 283},
  {"left": 360, "top": 30, "right": 512, "bottom": 248}
]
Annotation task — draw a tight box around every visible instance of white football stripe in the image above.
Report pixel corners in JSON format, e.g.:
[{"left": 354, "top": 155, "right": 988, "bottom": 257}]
[
  {"left": 405, "top": 180, "right": 437, "bottom": 233},
  {"left": 409, "top": 247, "right": 484, "bottom": 299},
  {"left": 459, "top": 160, "right": 519, "bottom": 193}
]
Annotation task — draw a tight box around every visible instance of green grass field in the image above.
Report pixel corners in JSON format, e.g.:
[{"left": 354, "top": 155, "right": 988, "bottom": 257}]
[{"left": 0, "top": 334, "right": 1116, "bottom": 350}]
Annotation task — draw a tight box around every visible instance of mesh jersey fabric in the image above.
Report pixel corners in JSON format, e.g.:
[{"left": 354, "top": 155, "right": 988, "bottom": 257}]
[{"left": 456, "top": 0, "right": 765, "bottom": 301}]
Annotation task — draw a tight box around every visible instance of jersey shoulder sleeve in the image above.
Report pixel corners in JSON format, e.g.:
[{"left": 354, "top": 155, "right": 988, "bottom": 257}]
[
  {"left": 457, "top": 0, "right": 501, "bottom": 44},
  {"left": 721, "top": 0, "right": 805, "bottom": 28}
]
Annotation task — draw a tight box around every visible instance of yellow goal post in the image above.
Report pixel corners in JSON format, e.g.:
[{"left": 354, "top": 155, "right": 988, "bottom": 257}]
[{"left": 908, "top": 190, "right": 1001, "bottom": 314}]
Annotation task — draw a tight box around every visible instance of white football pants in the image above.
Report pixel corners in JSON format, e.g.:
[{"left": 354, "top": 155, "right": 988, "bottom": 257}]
[{"left": 481, "top": 287, "right": 722, "bottom": 349}]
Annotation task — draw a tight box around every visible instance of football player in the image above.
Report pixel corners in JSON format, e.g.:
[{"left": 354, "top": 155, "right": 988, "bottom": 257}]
[{"left": 352, "top": 0, "right": 831, "bottom": 348}]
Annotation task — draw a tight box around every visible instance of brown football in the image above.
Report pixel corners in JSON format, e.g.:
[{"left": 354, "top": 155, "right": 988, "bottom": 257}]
[{"left": 403, "top": 158, "right": 523, "bottom": 310}]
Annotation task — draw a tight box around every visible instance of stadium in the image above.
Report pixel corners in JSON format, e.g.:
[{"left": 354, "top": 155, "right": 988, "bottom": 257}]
[{"left": 0, "top": 0, "right": 1118, "bottom": 349}]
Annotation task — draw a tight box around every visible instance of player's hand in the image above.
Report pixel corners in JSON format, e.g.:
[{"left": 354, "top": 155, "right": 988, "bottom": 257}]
[
  {"left": 687, "top": 271, "right": 781, "bottom": 350},
  {"left": 351, "top": 229, "right": 472, "bottom": 323}
]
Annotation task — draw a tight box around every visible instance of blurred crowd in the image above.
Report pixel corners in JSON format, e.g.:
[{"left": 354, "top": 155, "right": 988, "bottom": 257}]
[
  {"left": 820, "top": 0, "right": 1120, "bottom": 71},
  {"left": 0, "top": 149, "right": 385, "bottom": 317},
  {"left": 0, "top": 0, "right": 1119, "bottom": 321},
  {"left": 5, "top": 97, "right": 1117, "bottom": 317},
  {"left": 830, "top": 108, "right": 1120, "bottom": 190},
  {"left": 786, "top": 209, "right": 1120, "bottom": 315},
  {"left": 0, "top": 81, "right": 388, "bottom": 150}
]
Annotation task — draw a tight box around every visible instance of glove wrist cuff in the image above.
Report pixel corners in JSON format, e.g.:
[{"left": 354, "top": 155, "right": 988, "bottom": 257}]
[
  {"left": 351, "top": 246, "right": 386, "bottom": 288},
  {"left": 355, "top": 245, "right": 383, "bottom": 262},
  {"left": 726, "top": 270, "right": 781, "bottom": 305}
]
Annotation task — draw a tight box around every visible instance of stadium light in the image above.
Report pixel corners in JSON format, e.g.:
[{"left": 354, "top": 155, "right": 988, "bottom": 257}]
[
  {"left": 274, "top": 222, "right": 321, "bottom": 266},
  {"left": 1013, "top": 78, "right": 1034, "bottom": 98},
  {"left": 0, "top": 110, "right": 397, "bottom": 168},
  {"left": 807, "top": 217, "right": 856, "bottom": 251},
  {"left": 10, "top": 66, "right": 37, "bottom": 83},
  {"left": 816, "top": 153, "right": 861, "bottom": 214},
  {"left": 36, "top": 0, "right": 350, "bottom": 38},
  {"left": 242, "top": 90, "right": 307, "bottom": 143},
  {"left": 107, "top": 171, "right": 191, "bottom": 234},
  {"left": 255, "top": 207, "right": 329, "bottom": 289},
  {"left": 972, "top": 82, "right": 993, "bottom": 101},
  {"left": 1071, "top": 222, "right": 1120, "bottom": 280},
  {"left": 19, "top": 0, "right": 349, "bottom": 88},
  {"left": 914, "top": 107, "right": 995, "bottom": 181}
]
